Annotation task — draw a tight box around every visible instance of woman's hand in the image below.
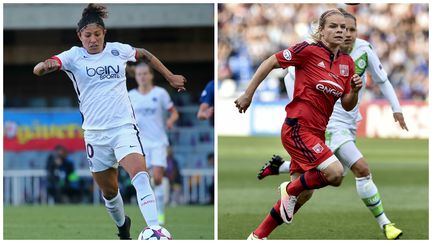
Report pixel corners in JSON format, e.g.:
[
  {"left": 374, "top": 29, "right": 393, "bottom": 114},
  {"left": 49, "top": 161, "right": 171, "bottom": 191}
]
[
  {"left": 350, "top": 74, "right": 362, "bottom": 93},
  {"left": 234, "top": 93, "right": 252, "bottom": 113},
  {"left": 166, "top": 74, "right": 187, "bottom": 92},
  {"left": 33, "top": 59, "right": 60, "bottom": 76}
]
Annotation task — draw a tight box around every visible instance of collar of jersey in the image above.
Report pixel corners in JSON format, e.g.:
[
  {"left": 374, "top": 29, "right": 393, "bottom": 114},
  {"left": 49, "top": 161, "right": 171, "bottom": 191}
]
[
  {"left": 317, "top": 41, "right": 341, "bottom": 57},
  {"left": 83, "top": 43, "right": 107, "bottom": 57}
]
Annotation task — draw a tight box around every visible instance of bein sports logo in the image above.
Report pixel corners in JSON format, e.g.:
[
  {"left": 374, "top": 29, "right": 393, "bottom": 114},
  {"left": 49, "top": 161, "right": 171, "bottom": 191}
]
[
  {"left": 86, "top": 65, "right": 120, "bottom": 80},
  {"left": 316, "top": 80, "right": 343, "bottom": 97}
]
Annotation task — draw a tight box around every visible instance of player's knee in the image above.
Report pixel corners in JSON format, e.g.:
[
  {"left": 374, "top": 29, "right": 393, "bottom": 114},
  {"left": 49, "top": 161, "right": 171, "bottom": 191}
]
[
  {"left": 326, "top": 170, "right": 344, "bottom": 186},
  {"left": 351, "top": 159, "right": 370, "bottom": 177},
  {"left": 323, "top": 161, "right": 344, "bottom": 186},
  {"left": 153, "top": 176, "right": 162, "bottom": 185},
  {"left": 327, "top": 175, "right": 343, "bottom": 186},
  {"left": 102, "top": 188, "right": 119, "bottom": 200},
  {"left": 331, "top": 174, "right": 344, "bottom": 186},
  {"left": 152, "top": 167, "right": 164, "bottom": 185}
]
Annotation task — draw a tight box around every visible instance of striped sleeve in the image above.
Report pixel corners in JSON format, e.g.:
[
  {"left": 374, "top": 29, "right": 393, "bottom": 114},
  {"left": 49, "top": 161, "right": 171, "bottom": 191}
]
[{"left": 275, "top": 41, "right": 309, "bottom": 69}]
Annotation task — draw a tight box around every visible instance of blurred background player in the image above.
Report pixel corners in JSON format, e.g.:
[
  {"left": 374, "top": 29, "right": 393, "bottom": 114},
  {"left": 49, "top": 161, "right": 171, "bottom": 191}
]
[
  {"left": 129, "top": 63, "right": 179, "bottom": 225},
  {"left": 165, "top": 146, "right": 182, "bottom": 207},
  {"left": 257, "top": 8, "right": 406, "bottom": 239},
  {"left": 33, "top": 4, "right": 186, "bottom": 239},
  {"left": 197, "top": 80, "right": 214, "bottom": 121},
  {"left": 233, "top": 8, "right": 363, "bottom": 239},
  {"left": 206, "top": 152, "right": 215, "bottom": 204},
  {"left": 46, "top": 145, "right": 80, "bottom": 204}
]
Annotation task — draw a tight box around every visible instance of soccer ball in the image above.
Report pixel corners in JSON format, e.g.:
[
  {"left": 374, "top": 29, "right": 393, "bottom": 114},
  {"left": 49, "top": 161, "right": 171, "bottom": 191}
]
[{"left": 138, "top": 225, "right": 172, "bottom": 240}]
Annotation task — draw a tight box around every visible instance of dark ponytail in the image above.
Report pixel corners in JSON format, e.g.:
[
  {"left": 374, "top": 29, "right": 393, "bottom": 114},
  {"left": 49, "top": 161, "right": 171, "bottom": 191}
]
[{"left": 77, "top": 4, "right": 108, "bottom": 32}]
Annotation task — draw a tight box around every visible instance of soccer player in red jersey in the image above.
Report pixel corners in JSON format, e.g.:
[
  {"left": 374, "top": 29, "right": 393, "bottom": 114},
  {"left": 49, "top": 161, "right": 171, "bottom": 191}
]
[{"left": 234, "top": 9, "right": 362, "bottom": 239}]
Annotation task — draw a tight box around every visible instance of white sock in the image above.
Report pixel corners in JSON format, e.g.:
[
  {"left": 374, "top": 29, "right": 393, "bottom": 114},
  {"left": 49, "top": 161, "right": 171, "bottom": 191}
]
[
  {"left": 356, "top": 174, "right": 391, "bottom": 229},
  {"left": 279, "top": 160, "right": 291, "bottom": 173},
  {"left": 132, "top": 171, "right": 159, "bottom": 226},
  {"left": 154, "top": 183, "right": 165, "bottom": 216},
  {"left": 103, "top": 190, "right": 125, "bottom": 227}
]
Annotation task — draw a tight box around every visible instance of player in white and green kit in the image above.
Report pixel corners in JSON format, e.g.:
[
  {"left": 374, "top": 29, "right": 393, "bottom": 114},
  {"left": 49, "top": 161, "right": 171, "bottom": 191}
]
[{"left": 256, "top": 9, "right": 407, "bottom": 240}]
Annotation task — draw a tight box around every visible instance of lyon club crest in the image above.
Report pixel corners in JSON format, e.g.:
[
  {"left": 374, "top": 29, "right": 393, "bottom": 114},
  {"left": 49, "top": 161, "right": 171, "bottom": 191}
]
[
  {"left": 313, "top": 143, "right": 324, "bottom": 154},
  {"left": 339, "top": 64, "right": 349, "bottom": 77}
]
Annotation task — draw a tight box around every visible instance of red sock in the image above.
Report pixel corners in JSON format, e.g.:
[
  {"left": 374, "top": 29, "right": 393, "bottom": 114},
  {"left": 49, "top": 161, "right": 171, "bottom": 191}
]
[
  {"left": 287, "top": 169, "right": 328, "bottom": 196},
  {"left": 254, "top": 200, "right": 283, "bottom": 238},
  {"left": 254, "top": 197, "right": 309, "bottom": 238}
]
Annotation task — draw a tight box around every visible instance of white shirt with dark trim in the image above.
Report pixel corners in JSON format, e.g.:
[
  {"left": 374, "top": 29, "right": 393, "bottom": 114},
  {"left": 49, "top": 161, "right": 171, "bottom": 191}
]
[
  {"left": 128, "top": 87, "right": 173, "bottom": 149},
  {"left": 328, "top": 38, "right": 392, "bottom": 129},
  {"left": 54, "top": 42, "right": 137, "bottom": 130}
]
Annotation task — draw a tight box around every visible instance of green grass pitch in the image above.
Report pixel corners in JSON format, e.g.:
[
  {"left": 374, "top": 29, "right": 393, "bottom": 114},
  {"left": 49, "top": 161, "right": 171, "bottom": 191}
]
[
  {"left": 218, "top": 136, "right": 428, "bottom": 239},
  {"left": 4, "top": 205, "right": 213, "bottom": 239}
]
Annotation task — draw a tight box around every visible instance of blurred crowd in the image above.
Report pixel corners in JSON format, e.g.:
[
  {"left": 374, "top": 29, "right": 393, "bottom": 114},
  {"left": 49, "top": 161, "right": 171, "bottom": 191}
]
[
  {"left": 46, "top": 144, "right": 214, "bottom": 205},
  {"left": 218, "top": 3, "right": 428, "bottom": 101}
]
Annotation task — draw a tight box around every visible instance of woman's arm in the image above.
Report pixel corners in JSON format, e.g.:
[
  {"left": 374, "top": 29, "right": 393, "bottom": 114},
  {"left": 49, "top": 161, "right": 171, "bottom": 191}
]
[
  {"left": 197, "top": 103, "right": 214, "bottom": 120},
  {"left": 135, "top": 48, "right": 186, "bottom": 91},
  {"left": 341, "top": 74, "right": 362, "bottom": 111},
  {"left": 234, "top": 54, "right": 280, "bottom": 113},
  {"left": 33, "top": 59, "right": 61, "bottom": 76},
  {"left": 166, "top": 107, "right": 179, "bottom": 129}
]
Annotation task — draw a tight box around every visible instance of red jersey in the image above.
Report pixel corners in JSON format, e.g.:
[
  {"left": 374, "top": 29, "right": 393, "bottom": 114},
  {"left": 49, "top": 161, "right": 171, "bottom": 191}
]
[{"left": 275, "top": 41, "right": 355, "bottom": 135}]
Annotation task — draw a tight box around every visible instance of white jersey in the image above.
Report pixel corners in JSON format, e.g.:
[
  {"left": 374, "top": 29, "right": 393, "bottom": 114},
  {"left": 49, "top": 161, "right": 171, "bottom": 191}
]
[
  {"left": 55, "top": 42, "right": 137, "bottom": 130},
  {"left": 285, "top": 38, "right": 392, "bottom": 130},
  {"left": 328, "top": 38, "right": 388, "bottom": 129},
  {"left": 128, "top": 87, "right": 173, "bottom": 149}
]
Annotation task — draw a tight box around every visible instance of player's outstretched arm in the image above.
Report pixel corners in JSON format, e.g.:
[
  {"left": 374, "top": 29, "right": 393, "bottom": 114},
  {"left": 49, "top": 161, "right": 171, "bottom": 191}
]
[
  {"left": 135, "top": 48, "right": 186, "bottom": 91},
  {"left": 365, "top": 44, "right": 408, "bottom": 131},
  {"left": 235, "top": 55, "right": 280, "bottom": 113},
  {"left": 341, "top": 74, "right": 362, "bottom": 111},
  {"left": 197, "top": 103, "right": 214, "bottom": 120},
  {"left": 377, "top": 81, "right": 408, "bottom": 131},
  {"left": 33, "top": 59, "right": 61, "bottom": 76}
]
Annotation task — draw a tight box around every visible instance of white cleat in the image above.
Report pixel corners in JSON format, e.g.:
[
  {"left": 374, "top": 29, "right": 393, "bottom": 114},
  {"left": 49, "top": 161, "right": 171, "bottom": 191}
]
[
  {"left": 247, "top": 232, "right": 267, "bottom": 240},
  {"left": 279, "top": 181, "right": 297, "bottom": 224}
]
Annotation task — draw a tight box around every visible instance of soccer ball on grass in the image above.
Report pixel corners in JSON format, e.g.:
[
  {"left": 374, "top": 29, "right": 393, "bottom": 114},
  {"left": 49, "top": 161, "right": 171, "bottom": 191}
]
[{"left": 138, "top": 225, "right": 172, "bottom": 240}]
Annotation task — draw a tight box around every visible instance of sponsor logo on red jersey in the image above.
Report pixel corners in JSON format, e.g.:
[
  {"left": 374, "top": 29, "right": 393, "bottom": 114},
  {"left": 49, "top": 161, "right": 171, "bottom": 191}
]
[{"left": 315, "top": 80, "right": 343, "bottom": 97}]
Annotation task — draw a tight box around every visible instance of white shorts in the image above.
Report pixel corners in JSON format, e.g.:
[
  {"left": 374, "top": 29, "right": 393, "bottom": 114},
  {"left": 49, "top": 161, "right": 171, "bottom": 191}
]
[
  {"left": 325, "top": 126, "right": 357, "bottom": 152},
  {"left": 84, "top": 124, "right": 144, "bottom": 173},
  {"left": 144, "top": 146, "right": 168, "bottom": 169},
  {"left": 325, "top": 127, "right": 363, "bottom": 175}
]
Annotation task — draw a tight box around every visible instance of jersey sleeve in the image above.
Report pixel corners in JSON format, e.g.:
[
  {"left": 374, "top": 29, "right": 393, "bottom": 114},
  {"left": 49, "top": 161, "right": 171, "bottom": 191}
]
[
  {"left": 53, "top": 47, "right": 77, "bottom": 71},
  {"left": 199, "top": 81, "right": 214, "bottom": 106},
  {"left": 115, "top": 42, "right": 137, "bottom": 62},
  {"left": 364, "top": 44, "right": 388, "bottom": 84},
  {"left": 160, "top": 88, "right": 174, "bottom": 110},
  {"left": 274, "top": 41, "right": 309, "bottom": 69}
]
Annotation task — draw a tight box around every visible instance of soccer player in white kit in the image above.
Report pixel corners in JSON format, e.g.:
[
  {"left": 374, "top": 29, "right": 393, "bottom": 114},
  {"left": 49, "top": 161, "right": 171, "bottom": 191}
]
[
  {"left": 129, "top": 63, "right": 179, "bottom": 225},
  {"left": 33, "top": 4, "right": 186, "bottom": 239},
  {"left": 256, "top": 9, "right": 407, "bottom": 240}
]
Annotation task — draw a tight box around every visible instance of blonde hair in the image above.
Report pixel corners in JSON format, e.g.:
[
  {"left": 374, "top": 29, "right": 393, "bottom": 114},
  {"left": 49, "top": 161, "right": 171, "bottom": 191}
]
[{"left": 311, "top": 9, "right": 344, "bottom": 43}]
